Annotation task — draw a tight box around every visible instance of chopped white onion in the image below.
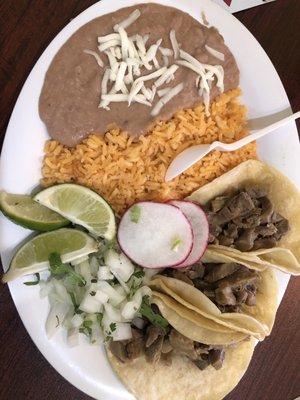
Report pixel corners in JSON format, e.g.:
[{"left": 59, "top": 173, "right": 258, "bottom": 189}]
[
  {"left": 163, "top": 55, "right": 169, "bottom": 67},
  {"left": 71, "top": 313, "right": 84, "bottom": 328},
  {"left": 104, "top": 303, "right": 124, "bottom": 322},
  {"left": 78, "top": 260, "right": 92, "bottom": 285},
  {"left": 91, "top": 322, "right": 103, "bottom": 345},
  {"left": 79, "top": 293, "right": 103, "bottom": 314},
  {"left": 121, "top": 301, "right": 140, "bottom": 320},
  {"left": 97, "top": 266, "right": 114, "bottom": 280},
  {"left": 52, "top": 279, "right": 72, "bottom": 304},
  {"left": 39, "top": 280, "right": 53, "bottom": 298},
  {"left": 132, "top": 317, "right": 146, "bottom": 329},
  {"left": 112, "top": 322, "right": 132, "bottom": 341},
  {"left": 95, "top": 290, "right": 109, "bottom": 304},
  {"left": 46, "top": 302, "right": 71, "bottom": 338},
  {"left": 97, "top": 281, "right": 125, "bottom": 306}
]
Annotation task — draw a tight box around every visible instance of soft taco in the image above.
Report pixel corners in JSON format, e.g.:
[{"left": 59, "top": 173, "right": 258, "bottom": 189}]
[
  {"left": 107, "top": 291, "right": 255, "bottom": 400},
  {"left": 150, "top": 259, "right": 278, "bottom": 339},
  {"left": 187, "top": 160, "right": 300, "bottom": 275}
]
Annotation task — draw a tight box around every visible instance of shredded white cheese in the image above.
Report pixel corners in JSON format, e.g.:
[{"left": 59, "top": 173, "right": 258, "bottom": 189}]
[
  {"left": 151, "top": 83, "right": 184, "bottom": 116},
  {"left": 98, "top": 33, "right": 120, "bottom": 43},
  {"left": 205, "top": 44, "right": 225, "bottom": 62},
  {"left": 128, "top": 80, "right": 144, "bottom": 105},
  {"left": 159, "top": 47, "right": 173, "bottom": 57},
  {"left": 101, "top": 93, "right": 151, "bottom": 106},
  {"left": 141, "top": 85, "right": 153, "bottom": 101},
  {"left": 118, "top": 27, "right": 130, "bottom": 60},
  {"left": 145, "top": 39, "right": 162, "bottom": 62},
  {"left": 135, "top": 67, "right": 167, "bottom": 84},
  {"left": 98, "top": 39, "right": 121, "bottom": 52},
  {"left": 179, "top": 50, "right": 205, "bottom": 73},
  {"left": 83, "top": 49, "right": 104, "bottom": 67},
  {"left": 170, "top": 30, "right": 180, "bottom": 59},
  {"left": 95, "top": 9, "right": 225, "bottom": 117},
  {"left": 154, "top": 64, "right": 178, "bottom": 88},
  {"left": 124, "top": 64, "right": 134, "bottom": 85},
  {"left": 136, "top": 34, "right": 146, "bottom": 55},
  {"left": 153, "top": 56, "right": 160, "bottom": 69},
  {"left": 157, "top": 87, "right": 171, "bottom": 97},
  {"left": 113, "top": 9, "right": 141, "bottom": 32},
  {"left": 115, "top": 61, "right": 128, "bottom": 91},
  {"left": 101, "top": 69, "right": 110, "bottom": 95}
]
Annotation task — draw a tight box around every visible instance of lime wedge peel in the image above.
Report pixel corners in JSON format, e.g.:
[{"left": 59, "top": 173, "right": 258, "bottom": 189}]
[
  {"left": 2, "top": 228, "right": 99, "bottom": 283},
  {"left": 0, "top": 191, "right": 69, "bottom": 231},
  {"left": 34, "top": 184, "right": 116, "bottom": 240}
]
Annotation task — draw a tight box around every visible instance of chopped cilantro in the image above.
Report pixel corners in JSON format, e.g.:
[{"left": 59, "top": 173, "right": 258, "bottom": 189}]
[
  {"left": 133, "top": 269, "right": 145, "bottom": 279},
  {"left": 49, "top": 252, "right": 86, "bottom": 286},
  {"left": 109, "top": 322, "right": 117, "bottom": 332},
  {"left": 130, "top": 204, "right": 141, "bottom": 223},
  {"left": 23, "top": 273, "right": 40, "bottom": 286},
  {"left": 96, "top": 313, "right": 103, "bottom": 325},
  {"left": 139, "top": 296, "right": 169, "bottom": 331}
]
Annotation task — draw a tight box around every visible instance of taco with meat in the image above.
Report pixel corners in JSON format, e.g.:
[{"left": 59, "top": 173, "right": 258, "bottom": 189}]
[
  {"left": 107, "top": 292, "right": 255, "bottom": 400},
  {"left": 187, "top": 160, "right": 300, "bottom": 275},
  {"left": 150, "top": 259, "right": 278, "bottom": 339}
]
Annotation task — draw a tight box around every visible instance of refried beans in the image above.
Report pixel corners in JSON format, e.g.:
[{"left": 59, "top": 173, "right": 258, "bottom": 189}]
[{"left": 39, "top": 3, "right": 239, "bottom": 147}]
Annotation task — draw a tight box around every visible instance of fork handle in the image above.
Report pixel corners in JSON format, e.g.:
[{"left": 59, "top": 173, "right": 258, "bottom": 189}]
[{"left": 222, "top": 111, "right": 300, "bottom": 151}]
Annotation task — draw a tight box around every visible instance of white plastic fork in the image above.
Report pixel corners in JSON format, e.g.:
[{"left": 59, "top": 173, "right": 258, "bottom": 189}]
[{"left": 165, "top": 111, "right": 300, "bottom": 182}]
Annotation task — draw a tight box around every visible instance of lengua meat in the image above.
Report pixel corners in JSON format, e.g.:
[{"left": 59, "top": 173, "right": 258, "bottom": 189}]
[
  {"left": 206, "top": 186, "right": 290, "bottom": 251},
  {"left": 39, "top": 3, "right": 239, "bottom": 147}
]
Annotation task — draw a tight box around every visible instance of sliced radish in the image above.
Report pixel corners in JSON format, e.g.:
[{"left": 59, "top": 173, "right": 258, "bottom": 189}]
[
  {"left": 118, "top": 201, "right": 193, "bottom": 268},
  {"left": 168, "top": 200, "right": 209, "bottom": 268}
]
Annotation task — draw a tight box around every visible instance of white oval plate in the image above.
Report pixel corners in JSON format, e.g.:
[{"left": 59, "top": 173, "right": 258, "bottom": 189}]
[{"left": 1, "top": 1, "right": 299, "bottom": 399}]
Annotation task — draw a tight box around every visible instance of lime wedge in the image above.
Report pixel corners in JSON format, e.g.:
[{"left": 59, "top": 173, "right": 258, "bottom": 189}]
[
  {"left": 2, "top": 228, "right": 99, "bottom": 282},
  {"left": 34, "top": 184, "right": 116, "bottom": 240},
  {"left": 0, "top": 192, "right": 69, "bottom": 231}
]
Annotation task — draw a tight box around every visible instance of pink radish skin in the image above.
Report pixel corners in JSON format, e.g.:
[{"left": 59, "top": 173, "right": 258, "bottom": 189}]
[
  {"left": 118, "top": 201, "right": 193, "bottom": 269},
  {"left": 168, "top": 200, "right": 209, "bottom": 268}
]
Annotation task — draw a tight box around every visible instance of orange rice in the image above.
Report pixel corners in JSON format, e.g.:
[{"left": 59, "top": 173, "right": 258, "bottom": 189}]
[{"left": 41, "top": 89, "right": 256, "bottom": 214}]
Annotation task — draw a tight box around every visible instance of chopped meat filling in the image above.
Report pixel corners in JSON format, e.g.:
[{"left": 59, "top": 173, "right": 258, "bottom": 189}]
[
  {"left": 109, "top": 318, "right": 225, "bottom": 370},
  {"left": 164, "top": 262, "right": 260, "bottom": 313},
  {"left": 206, "top": 186, "right": 289, "bottom": 251}
]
